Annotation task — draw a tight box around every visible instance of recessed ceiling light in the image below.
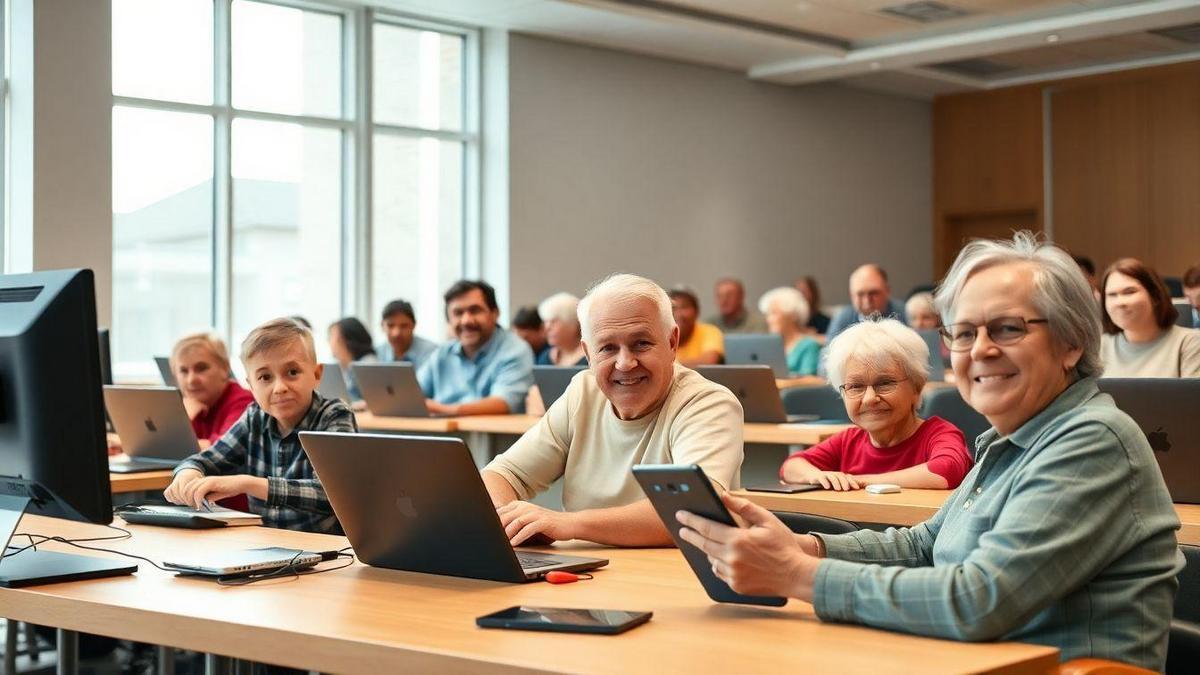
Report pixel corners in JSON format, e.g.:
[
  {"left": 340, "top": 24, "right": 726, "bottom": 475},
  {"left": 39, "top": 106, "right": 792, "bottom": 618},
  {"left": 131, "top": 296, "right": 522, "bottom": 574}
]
[{"left": 1046, "top": 33, "right": 1060, "bottom": 43}]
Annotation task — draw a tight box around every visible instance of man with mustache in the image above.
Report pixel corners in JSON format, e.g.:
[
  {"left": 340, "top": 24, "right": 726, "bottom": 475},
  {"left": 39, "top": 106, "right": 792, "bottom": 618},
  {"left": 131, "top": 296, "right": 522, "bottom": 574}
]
[
  {"left": 418, "top": 280, "right": 535, "bottom": 415},
  {"left": 481, "top": 273, "right": 744, "bottom": 547}
]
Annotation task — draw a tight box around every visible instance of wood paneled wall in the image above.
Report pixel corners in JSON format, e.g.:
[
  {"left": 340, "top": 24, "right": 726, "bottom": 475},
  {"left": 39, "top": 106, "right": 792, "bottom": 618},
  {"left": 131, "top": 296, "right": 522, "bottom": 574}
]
[{"left": 932, "top": 61, "right": 1200, "bottom": 282}]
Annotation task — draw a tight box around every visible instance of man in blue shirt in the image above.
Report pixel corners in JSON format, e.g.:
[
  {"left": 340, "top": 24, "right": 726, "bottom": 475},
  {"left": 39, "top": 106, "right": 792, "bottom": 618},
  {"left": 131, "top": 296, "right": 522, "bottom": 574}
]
[
  {"left": 418, "top": 280, "right": 534, "bottom": 415},
  {"left": 825, "top": 263, "right": 907, "bottom": 341},
  {"left": 375, "top": 299, "right": 437, "bottom": 368}
]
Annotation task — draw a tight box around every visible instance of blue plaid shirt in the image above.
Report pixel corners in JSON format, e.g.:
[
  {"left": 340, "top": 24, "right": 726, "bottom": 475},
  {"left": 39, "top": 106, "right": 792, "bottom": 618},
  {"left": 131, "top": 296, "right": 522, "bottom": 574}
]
[
  {"left": 174, "top": 392, "right": 357, "bottom": 534},
  {"left": 812, "top": 377, "right": 1183, "bottom": 669}
]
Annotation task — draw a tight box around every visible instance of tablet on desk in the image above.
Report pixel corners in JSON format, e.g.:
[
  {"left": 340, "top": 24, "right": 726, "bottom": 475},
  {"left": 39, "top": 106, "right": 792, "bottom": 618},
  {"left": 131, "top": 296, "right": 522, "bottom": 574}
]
[{"left": 744, "top": 483, "right": 823, "bottom": 494}]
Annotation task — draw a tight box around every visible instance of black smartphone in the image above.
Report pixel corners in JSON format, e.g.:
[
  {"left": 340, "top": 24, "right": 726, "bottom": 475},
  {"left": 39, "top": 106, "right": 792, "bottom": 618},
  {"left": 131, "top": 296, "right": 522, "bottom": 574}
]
[
  {"left": 743, "top": 483, "right": 823, "bottom": 494},
  {"left": 476, "top": 606, "right": 652, "bottom": 635},
  {"left": 632, "top": 465, "right": 787, "bottom": 607}
]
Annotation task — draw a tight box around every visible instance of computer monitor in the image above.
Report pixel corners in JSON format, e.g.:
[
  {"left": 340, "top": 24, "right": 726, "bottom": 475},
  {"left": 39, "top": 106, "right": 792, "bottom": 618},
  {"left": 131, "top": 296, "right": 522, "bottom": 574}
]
[{"left": 0, "top": 268, "right": 137, "bottom": 586}]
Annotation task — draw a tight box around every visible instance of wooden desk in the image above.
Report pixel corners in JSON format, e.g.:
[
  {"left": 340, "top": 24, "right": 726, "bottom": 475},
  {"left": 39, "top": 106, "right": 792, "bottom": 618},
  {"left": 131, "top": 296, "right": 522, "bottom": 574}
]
[
  {"left": 743, "top": 422, "right": 852, "bottom": 445},
  {"left": 776, "top": 376, "right": 825, "bottom": 389},
  {"left": 742, "top": 489, "right": 1200, "bottom": 546},
  {"left": 454, "top": 414, "right": 541, "bottom": 435},
  {"left": 109, "top": 471, "right": 174, "bottom": 495},
  {"left": 1, "top": 515, "right": 1058, "bottom": 674},
  {"left": 355, "top": 411, "right": 458, "bottom": 433}
]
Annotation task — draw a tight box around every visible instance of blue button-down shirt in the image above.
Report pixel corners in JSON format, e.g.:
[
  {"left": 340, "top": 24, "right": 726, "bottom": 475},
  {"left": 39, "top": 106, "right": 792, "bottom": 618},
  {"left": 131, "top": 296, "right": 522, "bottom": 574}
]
[
  {"left": 825, "top": 299, "right": 907, "bottom": 341},
  {"left": 375, "top": 335, "right": 438, "bottom": 369},
  {"left": 417, "top": 326, "right": 534, "bottom": 413},
  {"left": 812, "top": 377, "right": 1182, "bottom": 669}
]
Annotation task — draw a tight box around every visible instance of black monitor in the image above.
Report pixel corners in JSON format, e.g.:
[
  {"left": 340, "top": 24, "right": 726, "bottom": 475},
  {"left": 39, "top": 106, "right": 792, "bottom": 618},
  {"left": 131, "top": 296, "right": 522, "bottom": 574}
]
[{"left": 0, "top": 268, "right": 136, "bottom": 586}]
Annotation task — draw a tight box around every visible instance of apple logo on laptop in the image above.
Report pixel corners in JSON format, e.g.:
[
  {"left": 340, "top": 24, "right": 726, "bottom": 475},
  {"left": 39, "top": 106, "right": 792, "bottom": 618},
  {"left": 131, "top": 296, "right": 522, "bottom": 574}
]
[
  {"left": 143, "top": 417, "right": 158, "bottom": 433},
  {"left": 385, "top": 385, "right": 396, "bottom": 397},
  {"left": 1147, "top": 427, "right": 1170, "bottom": 453},
  {"left": 395, "top": 493, "right": 418, "bottom": 518}
]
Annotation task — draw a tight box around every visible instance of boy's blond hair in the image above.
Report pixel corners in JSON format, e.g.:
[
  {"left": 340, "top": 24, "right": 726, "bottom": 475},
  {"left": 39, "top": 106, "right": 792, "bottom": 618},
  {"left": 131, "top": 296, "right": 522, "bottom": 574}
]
[
  {"left": 170, "top": 331, "right": 232, "bottom": 373},
  {"left": 240, "top": 318, "right": 318, "bottom": 365}
]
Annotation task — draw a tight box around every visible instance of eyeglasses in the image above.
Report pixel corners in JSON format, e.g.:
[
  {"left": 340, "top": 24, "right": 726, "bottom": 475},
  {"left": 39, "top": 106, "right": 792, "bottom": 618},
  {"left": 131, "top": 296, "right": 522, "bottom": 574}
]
[
  {"left": 939, "top": 317, "right": 1048, "bottom": 352},
  {"left": 838, "top": 378, "right": 908, "bottom": 399}
]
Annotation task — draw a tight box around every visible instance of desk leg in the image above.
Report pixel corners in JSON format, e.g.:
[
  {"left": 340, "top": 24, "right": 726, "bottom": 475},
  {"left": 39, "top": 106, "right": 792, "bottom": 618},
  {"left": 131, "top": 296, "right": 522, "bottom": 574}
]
[
  {"left": 4, "top": 620, "right": 16, "bottom": 675},
  {"left": 157, "top": 645, "right": 175, "bottom": 675},
  {"left": 205, "top": 653, "right": 233, "bottom": 675},
  {"left": 55, "top": 628, "right": 78, "bottom": 675}
]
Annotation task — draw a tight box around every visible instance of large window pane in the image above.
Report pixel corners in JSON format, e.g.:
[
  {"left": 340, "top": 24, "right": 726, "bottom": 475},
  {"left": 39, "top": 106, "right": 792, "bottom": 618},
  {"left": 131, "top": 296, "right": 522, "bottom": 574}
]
[
  {"left": 232, "top": 1, "right": 343, "bottom": 118},
  {"left": 231, "top": 119, "right": 343, "bottom": 356},
  {"left": 372, "top": 135, "right": 462, "bottom": 338},
  {"left": 112, "top": 0, "right": 213, "bottom": 104},
  {"left": 374, "top": 24, "right": 462, "bottom": 131},
  {"left": 112, "top": 106, "right": 214, "bottom": 378}
]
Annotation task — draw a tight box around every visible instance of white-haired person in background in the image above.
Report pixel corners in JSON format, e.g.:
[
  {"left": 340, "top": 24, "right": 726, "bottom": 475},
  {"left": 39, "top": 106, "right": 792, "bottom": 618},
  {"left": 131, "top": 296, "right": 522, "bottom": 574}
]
[
  {"left": 904, "top": 291, "right": 940, "bottom": 331},
  {"left": 779, "top": 318, "right": 971, "bottom": 490},
  {"left": 483, "top": 273, "right": 744, "bottom": 547},
  {"left": 535, "top": 292, "right": 587, "bottom": 367},
  {"left": 676, "top": 232, "right": 1181, "bottom": 670},
  {"left": 759, "top": 286, "right": 821, "bottom": 376}
]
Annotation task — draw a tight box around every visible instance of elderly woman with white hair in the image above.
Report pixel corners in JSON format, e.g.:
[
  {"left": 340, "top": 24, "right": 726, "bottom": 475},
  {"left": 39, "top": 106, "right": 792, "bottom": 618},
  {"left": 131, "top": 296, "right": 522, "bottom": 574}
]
[
  {"left": 677, "top": 232, "right": 1182, "bottom": 670},
  {"left": 759, "top": 287, "right": 821, "bottom": 376},
  {"left": 535, "top": 292, "right": 587, "bottom": 367},
  {"left": 779, "top": 319, "right": 971, "bottom": 490},
  {"left": 904, "top": 291, "right": 940, "bottom": 331}
]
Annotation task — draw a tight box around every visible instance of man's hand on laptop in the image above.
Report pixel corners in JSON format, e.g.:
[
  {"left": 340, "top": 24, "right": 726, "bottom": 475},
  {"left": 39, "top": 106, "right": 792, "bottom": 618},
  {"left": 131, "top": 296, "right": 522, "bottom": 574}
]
[{"left": 497, "top": 501, "right": 574, "bottom": 547}]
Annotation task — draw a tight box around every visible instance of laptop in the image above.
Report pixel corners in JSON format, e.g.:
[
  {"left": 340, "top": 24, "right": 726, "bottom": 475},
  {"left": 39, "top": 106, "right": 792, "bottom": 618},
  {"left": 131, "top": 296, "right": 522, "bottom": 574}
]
[
  {"left": 1174, "top": 301, "right": 1196, "bottom": 328},
  {"left": 352, "top": 363, "right": 429, "bottom": 417},
  {"left": 318, "top": 362, "right": 353, "bottom": 402},
  {"left": 533, "top": 365, "right": 586, "bottom": 409},
  {"left": 696, "top": 365, "right": 803, "bottom": 424},
  {"left": 917, "top": 329, "right": 946, "bottom": 383},
  {"left": 299, "top": 432, "right": 609, "bottom": 583},
  {"left": 162, "top": 547, "right": 322, "bottom": 577},
  {"left": 103, "top": 385, "right": 201, "bottom": 473},
  {"left": 154, "top": 356, "right": 177, "bottom": 387},
  {"left": 1097, "top": 378, "right": 1200, "bottom": 504},
  {"left": 724, "top": 334, "right": 789, "bottom": 377}
]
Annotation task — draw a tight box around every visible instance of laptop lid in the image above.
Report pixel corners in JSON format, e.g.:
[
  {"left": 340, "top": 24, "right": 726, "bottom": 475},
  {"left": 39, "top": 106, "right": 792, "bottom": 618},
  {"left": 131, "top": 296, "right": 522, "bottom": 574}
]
[
  {"left": 1173, "top": 301, "right": 1195, "bottom": 328},
  {"left": 918, "top": 329, "right": 946, "bottom": 383},
  {"left": 318, "top": 363, "right": 352, "bottom": 403},
  {"left": 154, "top": 356, "right": 178, "bottom": 387},
  {"left": 1097, "top": 378, "right": 1200, "bottom": 504},
  {"left": 533, "top": 366, "right": 586, "bottom": 409},
  {"left": 299, "top": 432, "right": 608, "bottom": 582},
  {"left": 103, "top": 385, "right": 201, "bottom": 462},
  {"left": 351, "top": 363, "right": 427, "bottom": 417},
  {"left": 724, "top": 334, "right": 788, "bottom": 378},
  {"left": 695, "top": 365, "right": 788, "bottom": 423}
]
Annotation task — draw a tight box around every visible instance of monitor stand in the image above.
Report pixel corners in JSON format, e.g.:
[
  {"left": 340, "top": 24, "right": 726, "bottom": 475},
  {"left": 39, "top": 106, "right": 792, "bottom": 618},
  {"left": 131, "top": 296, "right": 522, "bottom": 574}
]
[{"left": 0, "top": 495, "right": 137, "bottom": 588}]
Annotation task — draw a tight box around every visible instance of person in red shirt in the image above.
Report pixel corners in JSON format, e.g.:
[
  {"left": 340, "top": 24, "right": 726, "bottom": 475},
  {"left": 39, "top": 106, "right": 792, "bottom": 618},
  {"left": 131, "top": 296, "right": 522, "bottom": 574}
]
[
  {"left": 171, "top": 332, "right": 255, "bottom": 446},
  {"left": 780, "top": 318, "right": 972, "bottom": 490}
]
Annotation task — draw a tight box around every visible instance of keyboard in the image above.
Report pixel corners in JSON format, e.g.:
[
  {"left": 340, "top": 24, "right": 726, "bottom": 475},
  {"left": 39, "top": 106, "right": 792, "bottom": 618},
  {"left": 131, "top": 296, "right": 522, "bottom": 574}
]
[{"left": 515, "top": 551, "right": 562, "bottom": 570}]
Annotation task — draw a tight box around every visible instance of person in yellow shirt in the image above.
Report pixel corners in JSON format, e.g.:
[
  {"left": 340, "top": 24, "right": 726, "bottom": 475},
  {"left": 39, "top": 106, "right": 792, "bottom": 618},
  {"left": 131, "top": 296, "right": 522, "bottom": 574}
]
[{"left": 668, "top": 286, "right": 723, "bottom": 366}]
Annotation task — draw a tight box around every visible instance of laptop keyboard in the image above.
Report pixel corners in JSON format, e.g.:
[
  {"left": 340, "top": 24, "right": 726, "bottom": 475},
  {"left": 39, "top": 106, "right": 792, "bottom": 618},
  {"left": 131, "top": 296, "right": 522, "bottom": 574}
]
[{"left": 515, "top": 551, "right": 561, "bottom": 570}]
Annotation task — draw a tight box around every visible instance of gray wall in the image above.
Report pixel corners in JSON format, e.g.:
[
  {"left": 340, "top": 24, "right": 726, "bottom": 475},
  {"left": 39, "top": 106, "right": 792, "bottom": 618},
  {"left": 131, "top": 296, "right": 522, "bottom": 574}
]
[{"left": 506, "top": 34, "right": 932, "bottom": 314}]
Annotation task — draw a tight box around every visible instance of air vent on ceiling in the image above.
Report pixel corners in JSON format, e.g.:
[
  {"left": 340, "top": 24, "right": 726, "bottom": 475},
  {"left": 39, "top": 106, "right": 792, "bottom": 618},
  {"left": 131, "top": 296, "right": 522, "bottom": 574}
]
[
  {"left": 1149, "top": 22, "right": 1200, "bottom": 44},
  {"left": 881, "top": 1, "right": 969, "bottom": 23},
  {"left": 0, "top": 286, "right": 42, "bottom": 303},
  {"left": 932, "top": 58, "right": 1016, "bottom": 78}
]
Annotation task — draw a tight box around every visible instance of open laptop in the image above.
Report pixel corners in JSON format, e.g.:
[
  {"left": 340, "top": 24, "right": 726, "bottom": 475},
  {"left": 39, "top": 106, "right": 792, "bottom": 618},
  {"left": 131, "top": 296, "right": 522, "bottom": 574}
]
[
  {"left": 352, "top": 363, "right": 429, "bottom": 417},
  {"left": 533, "top": 365, "right": 586, "bottom": 409},
  {"left": 299, "top": 432, "right": 609, "bottom": 583},
  {"left": 1174, "top": 301, "right": 1196, "bottom": 328},
  {"left": 724, "top": 334, "right": 789, "bottom": 377},
  {"left": 917, "top": 329, "right": 946, "bottom": 383},
  {"left": 318, "top": 363, "right": 353, "bottom": 402},
  {"left": 154, "top": 356, "right": 177, "bottom": 387},
  {"left": 1097, "top": 378, "right": 1200, "bottom": 504},
  {"left": 103, "top": 385, "right": 201, "bottom": 473},
  {"left": 696, "top": 365, "right": 803, "bottom": 424}
]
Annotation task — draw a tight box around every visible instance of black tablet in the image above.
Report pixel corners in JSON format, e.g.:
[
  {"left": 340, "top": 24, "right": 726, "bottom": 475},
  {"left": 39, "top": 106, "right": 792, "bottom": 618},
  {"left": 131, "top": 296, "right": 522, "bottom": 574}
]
[{"left": 476, "top": 606, "right": 652, "bottom": 635}]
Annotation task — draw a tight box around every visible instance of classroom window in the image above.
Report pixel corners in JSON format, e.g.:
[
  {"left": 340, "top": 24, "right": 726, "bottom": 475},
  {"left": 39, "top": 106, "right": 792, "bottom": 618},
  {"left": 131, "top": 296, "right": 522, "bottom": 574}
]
[{"left": 111, "top": 1, "right": 477, "bottom": 379}]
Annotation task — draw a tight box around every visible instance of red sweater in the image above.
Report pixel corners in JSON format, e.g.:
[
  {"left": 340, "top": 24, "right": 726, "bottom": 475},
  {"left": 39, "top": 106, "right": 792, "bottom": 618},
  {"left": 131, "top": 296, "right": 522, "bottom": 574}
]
[
  {"left": 781, "top": 416, "right": 973, "bottom": 488},
  {"left": 190, "top": 381, "right": 255, "bottom": 445}
]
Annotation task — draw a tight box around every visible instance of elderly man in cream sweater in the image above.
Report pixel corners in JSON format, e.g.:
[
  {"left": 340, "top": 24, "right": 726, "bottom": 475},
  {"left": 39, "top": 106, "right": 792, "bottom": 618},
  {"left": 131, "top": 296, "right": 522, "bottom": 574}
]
[{"left": 483, "top": 273, "right": 744, "bottom": 547}]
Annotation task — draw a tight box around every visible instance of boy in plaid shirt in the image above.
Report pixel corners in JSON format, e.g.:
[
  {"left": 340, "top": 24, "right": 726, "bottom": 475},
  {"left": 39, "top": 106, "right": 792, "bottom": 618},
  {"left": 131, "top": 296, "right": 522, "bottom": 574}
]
[{"left": 164, "top": 318, "right": 356, "bottom": 533}]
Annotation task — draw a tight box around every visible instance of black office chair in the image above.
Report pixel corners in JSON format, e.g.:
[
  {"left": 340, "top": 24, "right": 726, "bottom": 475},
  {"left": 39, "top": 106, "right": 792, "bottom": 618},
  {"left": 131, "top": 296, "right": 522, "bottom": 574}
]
[
  {"left": 771, "top": 511, "right": 858, "bottom": 536},
  {"left": 919, "top": 386, "right": 991, "bottom": 446},
  {"left": 1167, "top": 544, "right": 1200, "bottom": 674},
  {"left": 781, "top": 385, "right": 849, "bottom": 422},
  {"left": 1164, "top": 276, "right": 1184, "bottom": 299},
  {"left": 906, "top": 283, "right": 936, "bottom": 300}
]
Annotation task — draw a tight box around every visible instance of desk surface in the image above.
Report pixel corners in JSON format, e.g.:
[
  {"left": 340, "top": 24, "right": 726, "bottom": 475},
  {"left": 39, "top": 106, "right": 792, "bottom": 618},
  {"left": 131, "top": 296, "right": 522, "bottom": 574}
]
[
  {"left": 355, "top": 411, "right": 458, "bottom": 433},
  {"left": 109, "top": 470, "right": 174, "bottom": 495},
  {"left": 2, "top": 515, "right": 1058, "bottom": 674},
  {"left": 740, "top": 488, "right": 1200, "bottom": 546}
]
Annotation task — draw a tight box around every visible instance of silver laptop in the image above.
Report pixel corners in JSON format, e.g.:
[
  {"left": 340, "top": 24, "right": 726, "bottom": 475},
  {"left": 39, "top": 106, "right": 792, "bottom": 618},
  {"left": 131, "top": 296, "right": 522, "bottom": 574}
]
[
  {"left": 724, "top": 334, "right": 789, "bottom": 377},
  {"left": 103, "top": 385, "right": 201, "bottom": 473},
  {"left": 299, "top": 432, "right": 609, "bottom": 583},
  {"left": 154, "top": 356, "right": 177, "bottom": 387},
  {"left": 533, "top": 365, "right": 586, "bottom": 409},
  {"left": 696, "top": 365, "right": 803, "bottom": 424},
  {"left": 1097, "top": 378, "right": 1200, "bottom": 504},
  {"left": 318, "top": 362, "right": 353, "bottom": 402},
  {"left": 352, "top": 363, "right": 429, "bottom": 417},
  {"left": 918, "top": 329, "right": 946, "bottom": 383},
  {"left": 163, "top": 547, "right": 322, "bottom": 577}
]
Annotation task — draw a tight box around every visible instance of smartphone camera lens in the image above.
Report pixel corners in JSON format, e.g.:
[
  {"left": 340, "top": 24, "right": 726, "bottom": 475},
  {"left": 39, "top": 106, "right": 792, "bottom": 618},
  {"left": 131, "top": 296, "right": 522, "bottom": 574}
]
[
  {"left": 653, "top": 484, "right": 663, "bottom": 492},
  {"left": 680, "top": 483, "right": 689, "bottom": 492}
]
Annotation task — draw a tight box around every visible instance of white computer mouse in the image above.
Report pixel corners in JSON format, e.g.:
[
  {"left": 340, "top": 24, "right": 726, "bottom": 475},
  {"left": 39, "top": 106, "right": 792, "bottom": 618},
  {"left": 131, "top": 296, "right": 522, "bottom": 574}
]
[{"left": 865, "top": 483, "right": 901, "bottom": 494}]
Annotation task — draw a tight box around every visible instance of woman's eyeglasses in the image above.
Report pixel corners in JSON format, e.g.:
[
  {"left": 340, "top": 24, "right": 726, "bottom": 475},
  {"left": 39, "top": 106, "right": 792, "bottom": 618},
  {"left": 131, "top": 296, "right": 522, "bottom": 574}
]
[{"left": 939, "top": 317, "right": 1048, "bottom": 352}]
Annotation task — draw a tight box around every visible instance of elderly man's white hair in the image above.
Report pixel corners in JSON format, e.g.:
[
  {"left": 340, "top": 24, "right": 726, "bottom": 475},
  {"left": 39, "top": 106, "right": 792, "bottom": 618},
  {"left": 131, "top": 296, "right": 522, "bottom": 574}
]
[
  {"left": 577, "top": 273, "right": 676, "bottom": 344},
  {"left": 538, "top": 292, "right": 580, "bottom": 326},
  {"left": 823, "top": 318, "right": 931, "bottom": 394},
  {"left": 933, "top": 231, "right": 1103, "bottom": 380},
  {"left": 757, "top": 287, "right": 810, "bottom": 327},
  {"left": 905, "top": 292, "right": 936, "bottom": 319}
]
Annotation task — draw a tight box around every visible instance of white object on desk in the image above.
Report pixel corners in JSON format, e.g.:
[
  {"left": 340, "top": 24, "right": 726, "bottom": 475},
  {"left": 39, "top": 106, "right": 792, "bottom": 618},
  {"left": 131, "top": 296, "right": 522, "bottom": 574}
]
[{"left": 866, "top": 483, "right": 901, "bottom": 494}]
